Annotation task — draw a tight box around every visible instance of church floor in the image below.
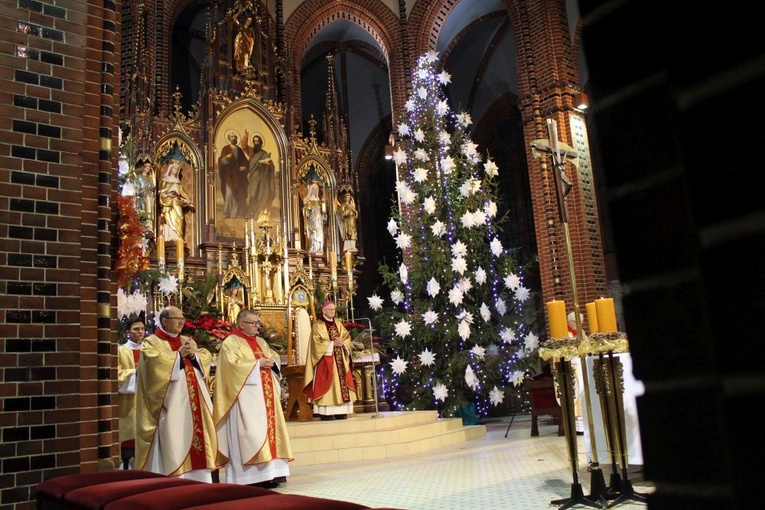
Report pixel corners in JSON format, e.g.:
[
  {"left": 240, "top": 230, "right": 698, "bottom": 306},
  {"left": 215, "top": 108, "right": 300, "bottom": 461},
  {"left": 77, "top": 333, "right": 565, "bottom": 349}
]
[{"left": 272, "top": 414, "right": 654, "bottom": 509}]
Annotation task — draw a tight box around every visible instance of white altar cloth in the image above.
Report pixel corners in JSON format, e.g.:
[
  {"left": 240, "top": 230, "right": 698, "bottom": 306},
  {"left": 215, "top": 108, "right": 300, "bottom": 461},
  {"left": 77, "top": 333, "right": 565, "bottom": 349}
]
[{"left": 578, "top": 352, "right": 644, "bottom": 466}]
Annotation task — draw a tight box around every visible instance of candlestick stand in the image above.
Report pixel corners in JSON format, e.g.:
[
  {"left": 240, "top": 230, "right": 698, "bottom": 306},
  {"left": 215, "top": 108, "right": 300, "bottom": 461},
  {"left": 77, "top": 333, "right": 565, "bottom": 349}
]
[
  {"left": 549, "top": 358, "right": 602, "bottom": 510},
  {"left": 600, "top": 351, "right": 646, "bottom": 507},
  {"left": 356, "top": 317, "right": 383, "bottom": 419},
  {"left": 532, "top": 119, "right": 608, "bottom": 504},
  {"left": 591, "top": 353, "right": 623, "bottom": 498}
]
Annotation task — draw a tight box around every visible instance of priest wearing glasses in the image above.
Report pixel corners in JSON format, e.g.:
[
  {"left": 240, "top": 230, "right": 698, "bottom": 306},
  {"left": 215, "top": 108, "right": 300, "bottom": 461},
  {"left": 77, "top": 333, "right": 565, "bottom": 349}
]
[
  {"left": 135, "top": 306, "right": 225, "bottom": 481},
  {"left": 214, "top": 310, "right": 293, "bottom": 487}
]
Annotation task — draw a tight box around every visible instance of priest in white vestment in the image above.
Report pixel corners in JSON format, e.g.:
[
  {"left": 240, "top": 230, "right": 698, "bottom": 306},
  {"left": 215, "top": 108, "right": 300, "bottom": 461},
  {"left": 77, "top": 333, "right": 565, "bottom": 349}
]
[
  {"left": 117, "top": 316, "right": 145, "bottom": 468},
  {"left": 214, "top": 309, "right": 293, "bottom": 486}
]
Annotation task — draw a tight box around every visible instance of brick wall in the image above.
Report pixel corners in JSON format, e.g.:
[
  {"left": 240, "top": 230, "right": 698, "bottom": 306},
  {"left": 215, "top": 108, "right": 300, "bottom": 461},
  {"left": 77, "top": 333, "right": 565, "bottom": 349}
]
[
  {"left": 0, "top": 1, "right": 120, "bottom": 508},
  {"left": 509, "top": 0, "right": 608, "bottom": 327}
]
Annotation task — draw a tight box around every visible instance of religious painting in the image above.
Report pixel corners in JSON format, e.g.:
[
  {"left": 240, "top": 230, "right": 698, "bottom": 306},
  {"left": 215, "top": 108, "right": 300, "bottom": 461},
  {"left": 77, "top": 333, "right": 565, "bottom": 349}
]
[{"left": 214, "top": 105, "right": 282, "bottom": 238}]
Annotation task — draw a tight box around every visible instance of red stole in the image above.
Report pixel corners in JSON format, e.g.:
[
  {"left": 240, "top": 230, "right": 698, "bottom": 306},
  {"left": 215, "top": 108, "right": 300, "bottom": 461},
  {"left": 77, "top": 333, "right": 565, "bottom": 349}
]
[
  {"left": 131, "top": 348, "right": 141, "bottom": 364},
  {"left": 154, "top": 328, "right": 207, "bottom": 470},
  {"left": 234, "top": 327, "right": 278, "bottom": 460}
]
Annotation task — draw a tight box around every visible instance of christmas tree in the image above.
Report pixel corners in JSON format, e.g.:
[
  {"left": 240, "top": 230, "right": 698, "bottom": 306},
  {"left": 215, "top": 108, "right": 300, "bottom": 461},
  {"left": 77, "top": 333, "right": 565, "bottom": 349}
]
[{"left": 369, "top": 52, "right": 540, "bottom": 418}]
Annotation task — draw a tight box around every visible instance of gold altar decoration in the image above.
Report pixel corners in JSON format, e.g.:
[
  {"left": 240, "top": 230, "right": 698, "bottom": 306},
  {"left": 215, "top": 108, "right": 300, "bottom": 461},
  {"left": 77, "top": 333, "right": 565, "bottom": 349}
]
[
  {"left": 580, "top": 331, "right": 629, "bottom": 355},
  {"left": 540, "top": 331, "right": 629, "bottom": 360},
  {"left": 539, "top": 336, "right": 582, "bottom": 361},
  {"left": 245, "top": 211, "right": 286, "bottom": 306}
]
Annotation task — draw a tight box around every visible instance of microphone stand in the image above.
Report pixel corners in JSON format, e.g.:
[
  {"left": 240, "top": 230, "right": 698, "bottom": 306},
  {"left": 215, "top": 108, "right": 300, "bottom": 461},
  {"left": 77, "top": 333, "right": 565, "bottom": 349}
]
[{"left": 356, "top": 317, "right": 383, "bottom": 418}]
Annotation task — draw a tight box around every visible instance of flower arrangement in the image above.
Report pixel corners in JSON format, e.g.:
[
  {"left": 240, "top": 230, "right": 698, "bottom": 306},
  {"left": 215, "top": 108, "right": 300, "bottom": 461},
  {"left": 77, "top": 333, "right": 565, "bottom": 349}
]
[
  {"left": 182, "top": 314, "right": 231, "bottom": 353},
  {"left": 114, "top": 194, "right": 148, "bottom": 288}
]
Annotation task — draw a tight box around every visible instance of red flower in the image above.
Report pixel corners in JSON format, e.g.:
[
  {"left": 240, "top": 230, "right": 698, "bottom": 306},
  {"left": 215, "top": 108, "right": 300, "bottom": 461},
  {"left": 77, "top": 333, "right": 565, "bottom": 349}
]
[
  {"left": 343, "top": 322, "right": 366, "bottom": 330},
  {"left": 193, "top": 315, "right": 219, "bottom": 330},
  {"left": 208, "top": 328, "right": 229, "bottom": 340}
]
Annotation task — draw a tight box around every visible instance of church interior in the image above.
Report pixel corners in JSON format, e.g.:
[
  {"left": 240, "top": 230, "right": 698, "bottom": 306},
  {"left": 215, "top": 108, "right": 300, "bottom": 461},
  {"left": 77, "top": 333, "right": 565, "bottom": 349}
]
[{"left": 1, "top": 0, "right": 763, "bottom": 509}]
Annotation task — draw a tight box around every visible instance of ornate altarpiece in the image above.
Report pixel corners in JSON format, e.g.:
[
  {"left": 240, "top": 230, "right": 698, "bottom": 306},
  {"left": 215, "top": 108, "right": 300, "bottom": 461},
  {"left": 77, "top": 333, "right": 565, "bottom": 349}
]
[{"left": 122, "top": 1, "right": 360, "bottom": 372}]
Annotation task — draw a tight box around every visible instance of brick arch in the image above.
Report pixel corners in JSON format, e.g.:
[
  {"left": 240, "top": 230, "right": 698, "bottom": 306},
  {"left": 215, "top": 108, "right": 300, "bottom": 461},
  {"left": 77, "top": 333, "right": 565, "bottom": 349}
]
[
  {"left": 284, "top": 0, "right": 406, "bottom": 122},
  {"left": 408, "top": 0, "right": 461, "bottom": 58}
]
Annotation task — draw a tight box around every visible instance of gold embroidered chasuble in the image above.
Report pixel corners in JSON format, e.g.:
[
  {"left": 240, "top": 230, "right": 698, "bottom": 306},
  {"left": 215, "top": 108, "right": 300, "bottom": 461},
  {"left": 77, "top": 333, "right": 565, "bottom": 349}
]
[
  {"left": 135, "top": 332, "right": 225, "bottom": 476},
  {"left": 302, "top": 317, "right": 356, "bottom": 406},
  {"left": 213, "top": 331, "right": 293, "bottom": 466}
]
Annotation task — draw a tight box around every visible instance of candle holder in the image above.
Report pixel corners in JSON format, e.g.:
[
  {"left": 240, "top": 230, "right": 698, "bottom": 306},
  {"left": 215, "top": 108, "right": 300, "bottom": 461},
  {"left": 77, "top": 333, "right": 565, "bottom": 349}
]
[
  {"left": 532, "top": 119, "right": 608, "bottom": 504},
  {"left": 247, "top": 211, "right": 284, "bottom": 306},
  {"left": 344, "top": 251, "right": 355, "bottom": 321},
  {"left": 546, "top": 354, "right": 601, "bottom": 510},
  {"left": 177, "top": 260, "right": 184, "bottom": 306},
  {"left": 589, "top": 340, "right": 647, "bottom": 506}
]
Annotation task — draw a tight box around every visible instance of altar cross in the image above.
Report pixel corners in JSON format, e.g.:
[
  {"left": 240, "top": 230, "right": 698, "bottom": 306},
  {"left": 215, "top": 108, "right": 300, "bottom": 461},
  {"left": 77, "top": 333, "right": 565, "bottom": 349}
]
[
  {"left": 530, "top": 119, "right": 579, "bottom": 223},
  {"left": 530, "top": 119, "right": 608, "bottom": 507}
]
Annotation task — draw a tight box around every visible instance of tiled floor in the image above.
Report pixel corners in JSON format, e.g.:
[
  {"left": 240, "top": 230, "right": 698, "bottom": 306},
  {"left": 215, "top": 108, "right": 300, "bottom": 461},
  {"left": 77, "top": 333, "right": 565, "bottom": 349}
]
[{"left": 273, "top": 415, "right": 653, "bottom": 509}]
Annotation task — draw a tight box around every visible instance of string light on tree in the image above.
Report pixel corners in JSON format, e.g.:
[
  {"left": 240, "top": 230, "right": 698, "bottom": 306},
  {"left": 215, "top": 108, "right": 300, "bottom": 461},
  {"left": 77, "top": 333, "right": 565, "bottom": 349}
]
[{"left": 369, "top": 52, "right": 540, "bottom": 418}]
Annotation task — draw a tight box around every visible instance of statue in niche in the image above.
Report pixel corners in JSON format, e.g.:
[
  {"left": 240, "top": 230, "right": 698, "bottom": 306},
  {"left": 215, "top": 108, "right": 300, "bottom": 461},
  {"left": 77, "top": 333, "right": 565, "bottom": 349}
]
[
  {"left": 302, "top": 181, "right": 325, "bottom": 254},
  {"left": 233, "top": 9, "right": 255, "bottom": 74},
  {"left": 336, "top": 192, "right": 358, "bottom": 252},
  {"left": 225, "top": 286, "right": 245, "bottom": 325},
  {"left": 133, "top": 161, "right": 156, "bottom": 233},
  {"left": 158, "top": 162, "right": 194, "bottom": 241}
]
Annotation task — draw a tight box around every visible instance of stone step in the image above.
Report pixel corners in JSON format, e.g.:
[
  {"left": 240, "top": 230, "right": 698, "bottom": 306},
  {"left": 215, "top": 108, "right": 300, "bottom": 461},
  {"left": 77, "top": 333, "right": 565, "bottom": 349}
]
[{"left": 285, "top": 411, "right": 487, "bottom": 466}]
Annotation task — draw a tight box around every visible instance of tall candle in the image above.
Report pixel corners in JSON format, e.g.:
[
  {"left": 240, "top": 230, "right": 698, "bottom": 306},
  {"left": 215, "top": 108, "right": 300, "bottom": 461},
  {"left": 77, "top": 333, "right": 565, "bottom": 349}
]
[
  {"left": 546, "top": 300, "right": 568, "bottom": 338},
  {"left": 595, "top": 297, "right": 617, "bottom": 333},
  {"left": 344, "top": 251, "right": 353, "bottom": 273},
  {"left": 176, "top": 238, "right": 184, "bottom": 263},
  {"left": 329, "top": 251, "right": 337, "bottom": 281},
  {"left": 585, "top": 301, "right": 599, "bottom": 334},
  {"left": 157, "top": 236, "right": 165, "bottom": 260}
]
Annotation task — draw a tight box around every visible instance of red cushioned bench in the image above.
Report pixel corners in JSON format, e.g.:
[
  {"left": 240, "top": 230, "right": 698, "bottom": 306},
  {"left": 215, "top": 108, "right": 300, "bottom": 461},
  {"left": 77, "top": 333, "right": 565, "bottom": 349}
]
[
  {"left": 36, "top": 471, "right": 167, "bottom": 510},
  {"left": 38, "top": 472, "right": 403, "bottom": 510},
  {"left": 182, "top": 493, "right": 372, "bottom": 509},
  {"left": 102, "top": 482, "right": 274, "bottom": 510},
  {"left": 64, "top": 477, "right": 201, "bottom": 510}
]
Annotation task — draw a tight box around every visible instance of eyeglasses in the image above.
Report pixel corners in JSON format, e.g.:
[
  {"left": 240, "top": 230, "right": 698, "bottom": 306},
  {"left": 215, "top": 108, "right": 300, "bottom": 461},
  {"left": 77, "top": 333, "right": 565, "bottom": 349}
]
[
  {"left": 165, "top": 317, "right": 185, "bottom": 321},
  {"left": 240, "top": 320, "right": 260, "bottom": 325}
]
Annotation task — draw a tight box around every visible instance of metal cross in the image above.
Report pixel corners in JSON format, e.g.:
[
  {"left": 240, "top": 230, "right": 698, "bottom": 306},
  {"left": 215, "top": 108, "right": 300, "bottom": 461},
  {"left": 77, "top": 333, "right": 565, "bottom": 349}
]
[{"left": 530, "top": 119, "right": 579, "bottom": 223}]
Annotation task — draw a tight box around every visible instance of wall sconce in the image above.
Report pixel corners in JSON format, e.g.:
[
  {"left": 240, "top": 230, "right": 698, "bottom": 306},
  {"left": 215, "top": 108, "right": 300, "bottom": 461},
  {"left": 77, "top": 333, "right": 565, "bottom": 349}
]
[
  {"left": 574, "top": 92, "right": 589, "bottom": 110},
  {"left": 384, "top": 132, "right": 395, "bottom": 160}
]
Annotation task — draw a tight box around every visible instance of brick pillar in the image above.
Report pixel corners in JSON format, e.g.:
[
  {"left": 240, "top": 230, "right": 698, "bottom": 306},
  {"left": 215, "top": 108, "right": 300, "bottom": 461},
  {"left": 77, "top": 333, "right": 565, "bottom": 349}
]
[
  {"left": 511, "top": 0, "right": 607, "bottom": 333},
  {"left": 0, "top": 1, "right": 121, "bottom": 508}
]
